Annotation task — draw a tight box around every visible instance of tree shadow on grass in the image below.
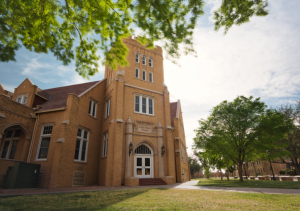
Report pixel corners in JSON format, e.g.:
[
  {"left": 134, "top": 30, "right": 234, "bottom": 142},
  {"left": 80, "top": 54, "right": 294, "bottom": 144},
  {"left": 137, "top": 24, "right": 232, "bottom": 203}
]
[{"left": 0, "top": 188, "right": 161, "bottom": 211}]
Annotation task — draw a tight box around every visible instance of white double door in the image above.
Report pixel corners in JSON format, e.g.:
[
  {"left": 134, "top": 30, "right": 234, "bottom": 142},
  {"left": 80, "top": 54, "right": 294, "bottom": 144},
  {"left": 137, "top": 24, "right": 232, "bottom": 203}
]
[{"left": 134, "top": 156, "right": 153, "bottom": 178}]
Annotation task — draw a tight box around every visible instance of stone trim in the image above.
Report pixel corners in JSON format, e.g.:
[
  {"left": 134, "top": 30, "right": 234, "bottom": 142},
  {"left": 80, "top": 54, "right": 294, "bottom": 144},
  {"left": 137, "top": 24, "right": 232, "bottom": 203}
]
[
  {"left": 35, "top": 107, "right": 66, "bottom": 114},
  {"left": 56, "top": 138, "right": 65, "bottom": 143},
  {"left": 0, "top": 113, "right": 6, "bottom": 118},
  {"left": 124, "top": 84, "right": 163, "bottom": 95},
  {"left": 105, "top": 88, "right": 114, "bottom": 98},
  {"left": 40, "top": 122, "right": 55, "bottom": 126},
  {"left": 89, "top": 96, "right": 99, "bottom": 104},
  {"left": 117, "top": 119, "right": 123, "bottom": 123},
  {"left": 132, "top": 133, "right": 158, "bottom": 138},
  {"left": 78, "top": 78, "right": 106, "bottom": 97},
  {"left": 61, "top": 120, "right": 69, "bottom": 124},
  {"left": 77, "top": 124, "right": 92, "bottom": 132}
]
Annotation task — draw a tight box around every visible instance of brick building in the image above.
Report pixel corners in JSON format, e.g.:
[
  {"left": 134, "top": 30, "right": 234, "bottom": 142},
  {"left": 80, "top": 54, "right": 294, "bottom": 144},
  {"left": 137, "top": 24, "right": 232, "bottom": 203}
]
[
  {"left": 0, "top": 37, "right": 190, "bottom": 188},
  {"left": 231, "top": 161, "right": 291, "bottom": 178}
]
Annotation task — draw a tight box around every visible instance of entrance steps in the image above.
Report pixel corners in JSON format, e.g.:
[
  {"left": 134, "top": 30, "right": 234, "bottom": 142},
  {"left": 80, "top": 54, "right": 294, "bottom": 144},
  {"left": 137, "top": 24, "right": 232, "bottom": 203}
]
[{"left": 139, "top": 178, "right": 167, "bottom": 186}]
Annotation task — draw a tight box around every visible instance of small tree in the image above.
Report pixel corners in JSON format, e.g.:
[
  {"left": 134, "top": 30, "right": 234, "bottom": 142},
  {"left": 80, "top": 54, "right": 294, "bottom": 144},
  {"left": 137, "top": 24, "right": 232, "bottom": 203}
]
[{"left": 204, "top": 167, "right": 212, "bottom": 178}]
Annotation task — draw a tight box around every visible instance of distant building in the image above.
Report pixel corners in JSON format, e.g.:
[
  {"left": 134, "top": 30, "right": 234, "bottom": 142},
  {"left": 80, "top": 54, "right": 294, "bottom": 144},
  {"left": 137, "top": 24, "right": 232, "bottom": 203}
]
[
  {"left": 0, "top": 37, "right": 190, "bottom": 188},
  {"left": 231, "top": 160, "right": 292, "bottom": 177}
]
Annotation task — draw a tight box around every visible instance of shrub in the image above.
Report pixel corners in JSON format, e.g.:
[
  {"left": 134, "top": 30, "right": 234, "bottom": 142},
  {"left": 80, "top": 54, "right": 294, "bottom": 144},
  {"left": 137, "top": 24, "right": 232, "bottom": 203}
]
[{"left": 279, "top": 169, "right": 296, "bottom": 175}]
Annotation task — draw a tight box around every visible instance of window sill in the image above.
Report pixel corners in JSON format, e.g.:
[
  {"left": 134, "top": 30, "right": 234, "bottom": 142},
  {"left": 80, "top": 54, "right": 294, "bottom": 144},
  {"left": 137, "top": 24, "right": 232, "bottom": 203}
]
[
  {"left": 102, "top": 156, "right": 107, "bottom": 159},
  {"left": 0, "top": 158, "right": 23, "bottom": 162},
  {"left": 88, "top": 114, "right": 97, "bottom": 120},
  {"left": 74, "top": 160, "right": 87, "bottom": 164},
  {"left": 35, "top": 159, "right": 48, "bottom": 162},
  {"left": 134, "top": 112, "right": 155, "bottom": 117},
  {"left": 134, "top": 77, "right": 154, "bottom": 84}
]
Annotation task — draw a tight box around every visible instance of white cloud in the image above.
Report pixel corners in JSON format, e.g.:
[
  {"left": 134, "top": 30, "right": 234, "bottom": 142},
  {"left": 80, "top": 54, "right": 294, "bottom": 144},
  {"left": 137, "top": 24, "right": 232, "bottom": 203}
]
[
  {"left": 163, "top": 0, "right": 300, "bottom": 154},
  {"left": 22, "top": 57, "right": 55, "bottom": 83}
]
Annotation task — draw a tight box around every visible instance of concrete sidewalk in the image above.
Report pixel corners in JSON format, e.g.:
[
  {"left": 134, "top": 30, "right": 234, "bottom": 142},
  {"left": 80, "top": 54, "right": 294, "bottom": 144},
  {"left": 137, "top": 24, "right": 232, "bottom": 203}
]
[
  {"left": 167, "top": 180, "right": 300, "bottom": 195},
  {"left": 1, "top": 180, "right": 300, "bottom": 197}
]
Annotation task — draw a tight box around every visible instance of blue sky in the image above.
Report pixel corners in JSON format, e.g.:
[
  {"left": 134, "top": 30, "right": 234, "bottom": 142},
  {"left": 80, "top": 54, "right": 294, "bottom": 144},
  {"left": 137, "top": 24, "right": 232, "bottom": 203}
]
[{"left": 1, "top": 0, "right": 300, "bottom": 153}]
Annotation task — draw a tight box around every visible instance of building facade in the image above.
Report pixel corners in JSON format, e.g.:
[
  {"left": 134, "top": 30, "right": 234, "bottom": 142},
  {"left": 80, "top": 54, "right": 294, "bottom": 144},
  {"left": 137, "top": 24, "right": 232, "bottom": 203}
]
[
  {"left": 231, "top": 160, "right": 291, "bottom": 177},
  {"left": 0, "top": 37, "right": 190, "bottom": 188}
]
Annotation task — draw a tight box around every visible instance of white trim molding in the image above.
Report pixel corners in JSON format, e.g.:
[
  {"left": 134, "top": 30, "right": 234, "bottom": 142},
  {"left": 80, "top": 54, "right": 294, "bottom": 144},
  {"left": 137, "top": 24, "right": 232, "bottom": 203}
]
[{"left": 124, "top": 84, "right": 163, "bottom": 95}]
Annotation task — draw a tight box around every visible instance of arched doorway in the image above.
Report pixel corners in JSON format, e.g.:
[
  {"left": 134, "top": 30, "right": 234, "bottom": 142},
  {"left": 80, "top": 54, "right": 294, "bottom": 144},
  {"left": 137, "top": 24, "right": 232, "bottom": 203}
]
[{"left": 134, "top": 144, "right": 153, "bottom": 178}]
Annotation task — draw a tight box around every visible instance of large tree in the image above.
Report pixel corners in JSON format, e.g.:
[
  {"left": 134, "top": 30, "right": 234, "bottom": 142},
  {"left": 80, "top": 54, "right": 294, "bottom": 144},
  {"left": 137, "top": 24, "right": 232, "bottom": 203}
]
[
  {"left": 193, "top": 96, "right": 293, "bottom": 181},
  {"left": 0, "top": 0, "right": 268, "bottom": 77}
]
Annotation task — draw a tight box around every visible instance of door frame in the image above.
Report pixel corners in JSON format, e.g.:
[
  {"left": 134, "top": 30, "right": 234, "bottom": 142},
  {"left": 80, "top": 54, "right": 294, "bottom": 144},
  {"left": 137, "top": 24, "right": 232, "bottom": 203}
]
[{"left": 134, "top": 155, "right": 153, "bottom": 178}]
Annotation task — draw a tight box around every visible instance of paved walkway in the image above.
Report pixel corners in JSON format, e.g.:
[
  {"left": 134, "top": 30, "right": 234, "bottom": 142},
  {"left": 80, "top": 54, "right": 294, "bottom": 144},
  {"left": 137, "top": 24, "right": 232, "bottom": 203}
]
[
  {"left": 165, "top": 180, "right": 300, "bottom": 195},
  {"left": 1, "top": 180, "right": 300, "bottom": 197}
]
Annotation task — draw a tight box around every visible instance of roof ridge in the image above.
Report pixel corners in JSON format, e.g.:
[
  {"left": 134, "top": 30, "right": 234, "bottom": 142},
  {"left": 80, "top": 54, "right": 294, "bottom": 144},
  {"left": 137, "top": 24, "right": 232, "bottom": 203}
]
[{"left": 42, "top": 80, "right": 100, "bottom": 91}]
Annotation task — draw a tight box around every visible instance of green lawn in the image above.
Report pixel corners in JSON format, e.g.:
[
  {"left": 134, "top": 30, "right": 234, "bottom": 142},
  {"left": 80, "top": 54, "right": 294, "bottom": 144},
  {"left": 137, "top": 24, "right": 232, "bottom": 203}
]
[
  {"left": 1, "top": 188, "right": 300, "bottom": 210},
  {"left": 196, "top": 178, "right": 300, "bottom": 189}
]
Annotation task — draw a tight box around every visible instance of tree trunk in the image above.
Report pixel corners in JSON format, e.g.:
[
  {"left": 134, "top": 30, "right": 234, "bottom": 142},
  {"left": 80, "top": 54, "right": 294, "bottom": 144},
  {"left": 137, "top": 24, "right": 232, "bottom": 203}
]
[
  {"left": 253, "top": 162, "right": 257, "bottom": 177},
  {"left": 293, "top": 158, "right": 300, "bottom": 175},
  {"left": 238, "top": 160, "right": 244, "bottom": 182},
  {"left": 226, "top": 162, "right": 230, "bottom": 180},
  {"left": 220, "top": 170, "right": 223, "bottom": 180},
  {"left": 193, "top": 160, "right": 196, "bottom": 179}
]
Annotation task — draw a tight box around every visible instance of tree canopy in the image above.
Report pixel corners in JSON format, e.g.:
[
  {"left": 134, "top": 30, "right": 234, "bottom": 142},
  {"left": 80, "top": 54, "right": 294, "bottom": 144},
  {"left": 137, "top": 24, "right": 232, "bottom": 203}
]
[
  {"left": 193, "top": 96, "right": 293, "bottom": 181},
  {"left": 269, "top": 102, "right": 300, "bottom": 175},
  {"left": 0, "top": 0, "right": 268, "bottom": 77}
]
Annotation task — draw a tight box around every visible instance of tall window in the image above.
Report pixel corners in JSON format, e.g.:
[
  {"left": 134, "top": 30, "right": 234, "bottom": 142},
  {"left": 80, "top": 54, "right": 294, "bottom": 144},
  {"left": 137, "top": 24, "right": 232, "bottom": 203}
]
[
  {"left": 135, "top": 68, "right": 139, "bottom": 78},
  {"left": 142, "top": 70, "right": 146, "bottom": 81},
  {"left": 135, "top": 96, "right": 140, "bottom": 112},
  {"left": 149, "top": 99, "right": 153, "bottom": 114},
  {"left": 142, "top": 56, "right": 146, "bottom": 65},
  {"left": 0, "top": 129, "right": 20, "bottom": 159},
  {"left": 105, "top": 98, "right": 111, "bottom": 118},
  {"left": 88, "top": 100, "right": 97, "bottom": 118},
  {"left": 36, "top": 125, "right": 53, "bottom": 160},
  {"left": 74, "top": 128, "right": 89, "bottom": 162},
  {"left": 16, "top": 95, "right": 28, "bottom": 105},
  {"left": 135, "top": 54, "right": 139, "bottom": 63},
  {"left": 134, "top": 95, "right": 154, "bottom": 115},
  {"left": 149, "top": 72, "right": 153, "bottom": 83},
  {"left": 149, "top": 58, "right": 153, "bottom": 67},
  {"left": 142, "top": 97, "right": 146, "bottom": 113},
  {"left": 103, "top": 132, "right": 108, "bottom": 157}
]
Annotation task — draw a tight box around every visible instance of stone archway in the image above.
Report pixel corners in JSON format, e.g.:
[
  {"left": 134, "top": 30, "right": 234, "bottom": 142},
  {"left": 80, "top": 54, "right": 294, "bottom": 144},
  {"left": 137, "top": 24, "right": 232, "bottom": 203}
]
[
  {"left": 133, "top": 143, "right": 154, "bottom": 178},
  {"left": 133, "top": 140, "right": 157, "bottom": 155},
  {"left": 1, "top": 122, "right": 31, "bottom": 140}
]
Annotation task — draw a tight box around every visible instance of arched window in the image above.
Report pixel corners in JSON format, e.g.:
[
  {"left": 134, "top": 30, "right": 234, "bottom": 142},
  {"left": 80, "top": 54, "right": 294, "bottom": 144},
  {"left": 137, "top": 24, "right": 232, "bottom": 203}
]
[{"left": 135, "top": 144, "right": 151, "bottom": 154}]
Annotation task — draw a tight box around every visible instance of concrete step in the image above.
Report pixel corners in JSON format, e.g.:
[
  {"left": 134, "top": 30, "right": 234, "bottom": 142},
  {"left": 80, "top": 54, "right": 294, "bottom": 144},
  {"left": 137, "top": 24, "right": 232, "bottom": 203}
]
[{"left": 139, "top": 178, "right": 167, "bottom": 186}]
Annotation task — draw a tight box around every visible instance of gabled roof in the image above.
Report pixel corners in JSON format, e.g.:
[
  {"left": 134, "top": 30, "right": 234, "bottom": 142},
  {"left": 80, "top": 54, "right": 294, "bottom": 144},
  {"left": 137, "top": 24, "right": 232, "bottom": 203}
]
[
  {"left": 0, "top": 84, "right": 13, "bottom": 98},
  {"left": 170, "top": 100, "right": 182, "bottom": 127},
  {"left": 0, "top": 84, "right": 4, "bottom": 91},
  {"left": 15, "top": 78, "right": 34, "bottom": 89},
  {"left": 36, "top": 80, "right": 102, "bottom": 112}
]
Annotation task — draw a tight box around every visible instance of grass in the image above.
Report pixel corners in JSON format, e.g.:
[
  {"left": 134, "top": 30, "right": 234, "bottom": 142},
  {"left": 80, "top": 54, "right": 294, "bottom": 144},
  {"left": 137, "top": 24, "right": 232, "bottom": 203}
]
[
  {"left": 1, "top": 188, "right": 300, "bottom": 210},
  {"left": 196, "top": 178, "right": 300, "bottom": 189}
]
